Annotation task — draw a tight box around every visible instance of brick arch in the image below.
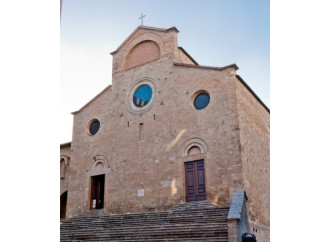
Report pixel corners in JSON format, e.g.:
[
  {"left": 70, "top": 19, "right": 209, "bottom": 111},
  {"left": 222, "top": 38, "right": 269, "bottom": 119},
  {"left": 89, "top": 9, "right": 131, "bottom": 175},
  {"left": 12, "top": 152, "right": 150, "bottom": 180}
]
[
  {"left": 121, "top": 33, "right": 165, "bottom": 71},
  {"left": 86, "top": 155, "right": 111, "bottom": 177},
  {"left": 60, "top": 155, "right": 70, "bottom": 165},
  {"left": 87, "top": 155, "right": 110, "bottom": 170},
  {"left": 181, "top": 137, "right": 208, "bottom": 157},
  {"left": 188, "top": 146, "right": 201, "bottom": 156},
  {"left": 125, "top": 40, "right": 160, "bottom": 70}
]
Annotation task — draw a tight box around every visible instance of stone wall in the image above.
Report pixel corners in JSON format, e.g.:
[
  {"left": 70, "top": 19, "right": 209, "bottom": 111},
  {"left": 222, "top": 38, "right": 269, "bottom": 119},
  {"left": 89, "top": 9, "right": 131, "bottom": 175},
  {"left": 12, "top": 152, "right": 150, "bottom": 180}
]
[
  {"left": 235, "top": 76, "right": 270, "bottom": 242},
  {"left": 60, "top": 143, "right": 71, "bottom": 196},
  {"left": 66, "top": 53, "right": 245, "bottom": 217},
  {"left": 173, "top": 64, "right": 244, "bottom": 206}
]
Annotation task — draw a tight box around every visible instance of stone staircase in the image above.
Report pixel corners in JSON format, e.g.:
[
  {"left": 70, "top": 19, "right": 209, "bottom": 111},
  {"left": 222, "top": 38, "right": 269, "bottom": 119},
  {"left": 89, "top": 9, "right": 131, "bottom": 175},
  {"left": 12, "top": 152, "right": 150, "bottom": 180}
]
[{"left": 60, "top": 201, "right": 230, "bottom": 241}]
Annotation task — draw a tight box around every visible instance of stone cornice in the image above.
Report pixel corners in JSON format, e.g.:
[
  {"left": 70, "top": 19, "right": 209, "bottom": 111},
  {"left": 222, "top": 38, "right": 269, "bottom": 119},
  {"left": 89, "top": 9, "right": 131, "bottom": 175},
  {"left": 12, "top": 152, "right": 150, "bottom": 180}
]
[{"left": 174, "top": 62, "right": 239, "bottom": 71}]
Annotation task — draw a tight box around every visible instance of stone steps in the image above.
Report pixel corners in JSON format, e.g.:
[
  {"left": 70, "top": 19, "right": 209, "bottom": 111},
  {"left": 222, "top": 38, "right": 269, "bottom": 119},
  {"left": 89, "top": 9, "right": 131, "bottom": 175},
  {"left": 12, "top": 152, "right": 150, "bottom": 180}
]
[
  {"left": 61, "top": 223, "right": 228, "bottom": 235},
  {"left": 61, "top": 237, "right": 229, "bottom": 242},
  {"left": 61, "top": 214, "right": 228, "bottom": 225},
  {"left": 61, "top": 229, "right": 228, "bottom": 240},
  {"left": 61, "top": 201, "right": 230, "bottom": 241}
]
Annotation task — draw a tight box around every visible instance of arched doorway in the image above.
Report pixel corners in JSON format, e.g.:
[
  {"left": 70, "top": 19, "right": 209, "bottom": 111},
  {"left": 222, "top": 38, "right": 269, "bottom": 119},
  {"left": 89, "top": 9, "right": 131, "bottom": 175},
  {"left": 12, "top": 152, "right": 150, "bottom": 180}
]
[
  {"left": 90, "top": 174, "right": 105, "bottom": 210},
  {"left": 181, "top": 139, "right": 208, "bottom": 203},
  {"left": 60, "top": 191, "right": 67, "bottom": 219}
]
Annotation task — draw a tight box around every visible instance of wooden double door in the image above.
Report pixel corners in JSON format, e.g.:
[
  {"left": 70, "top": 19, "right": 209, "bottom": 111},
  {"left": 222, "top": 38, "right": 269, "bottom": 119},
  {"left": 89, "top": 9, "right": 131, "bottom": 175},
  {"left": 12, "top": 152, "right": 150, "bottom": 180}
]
[
  {"left": 185, "top": 160, "right": 206, "bottom": 202},
  {"left": 90, "top": 174, "right": 105, "bottom": 210}
]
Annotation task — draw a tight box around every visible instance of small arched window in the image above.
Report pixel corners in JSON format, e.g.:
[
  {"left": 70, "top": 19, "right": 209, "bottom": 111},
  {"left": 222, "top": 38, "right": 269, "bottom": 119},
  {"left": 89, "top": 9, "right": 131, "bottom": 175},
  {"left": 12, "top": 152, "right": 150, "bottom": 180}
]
[
  {"left": 188, "top": 146, "right": 201, "bottom": 156},
  {"left": 60, "top": 158, "right": 66, "bottom": 178}
]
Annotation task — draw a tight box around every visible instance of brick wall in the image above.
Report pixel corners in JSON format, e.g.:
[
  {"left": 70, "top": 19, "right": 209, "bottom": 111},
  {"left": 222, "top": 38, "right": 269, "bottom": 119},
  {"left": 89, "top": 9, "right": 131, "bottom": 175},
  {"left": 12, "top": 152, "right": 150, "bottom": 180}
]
[
  {"left": 125, "top": 40, "right": 160, "bottom": 70},
  {"left": 66, "top": 54, "right": 244, "bottom": 217}
]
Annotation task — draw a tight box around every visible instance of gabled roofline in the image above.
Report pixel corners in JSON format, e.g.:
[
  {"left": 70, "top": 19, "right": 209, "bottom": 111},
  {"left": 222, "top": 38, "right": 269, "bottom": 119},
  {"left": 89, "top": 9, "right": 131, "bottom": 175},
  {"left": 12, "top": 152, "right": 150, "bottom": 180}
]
[
  {"left": 110, "top": 25, "right": 179, "bottom": 55},
  {"left": 236, "top": 75, "right": 270, "bottom": 113},
  {"left": 178, "top": 47, "right": 199, "bottom": 65},
  {"left": 173, "top": 63, "right": 269, "bottom": 112},
  {"left": 71, "top": 85, "right": 112, "bottom": 115},
  {"left": 174, "top": 62, "right": 238, "bottom": 71}
]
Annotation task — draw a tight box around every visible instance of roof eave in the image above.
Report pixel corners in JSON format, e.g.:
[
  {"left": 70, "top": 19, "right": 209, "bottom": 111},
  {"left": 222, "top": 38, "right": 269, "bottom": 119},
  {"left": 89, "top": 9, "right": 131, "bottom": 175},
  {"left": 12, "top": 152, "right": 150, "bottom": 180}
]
[
  {"left": 236, "top": 75, "right": 270, "bottom": 113},
  {"left": 178, "top": 47, "right": 199, "bottom": 65},
  {"left": 72, "top": 85, "right": 112, "bottom": 115},
  {"left": 174, "top": 62, "right": 238, "bottom": 71},
  {"left": 60, "top": 142, "right": 71, "bottom": 148}
]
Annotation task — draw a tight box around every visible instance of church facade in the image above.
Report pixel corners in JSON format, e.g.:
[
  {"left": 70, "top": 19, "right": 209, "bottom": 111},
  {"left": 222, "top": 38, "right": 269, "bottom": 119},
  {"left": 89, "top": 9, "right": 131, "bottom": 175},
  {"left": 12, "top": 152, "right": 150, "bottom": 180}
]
[{"left": 60, "top": 26, "right": 270, "bottom": 241}]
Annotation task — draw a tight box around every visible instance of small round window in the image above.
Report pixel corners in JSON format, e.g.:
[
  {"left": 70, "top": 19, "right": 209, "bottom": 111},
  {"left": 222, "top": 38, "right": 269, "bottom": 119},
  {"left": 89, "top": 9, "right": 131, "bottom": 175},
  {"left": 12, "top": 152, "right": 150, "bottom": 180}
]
[
  {"left": 133, "top": 85, "right": 152, "bottom": 107},
  {"left": 194, "top": 92, "right": 210, "bottom": 110},
  {"left": 89, "top": 120, "right": 100, "bottom": 135}
]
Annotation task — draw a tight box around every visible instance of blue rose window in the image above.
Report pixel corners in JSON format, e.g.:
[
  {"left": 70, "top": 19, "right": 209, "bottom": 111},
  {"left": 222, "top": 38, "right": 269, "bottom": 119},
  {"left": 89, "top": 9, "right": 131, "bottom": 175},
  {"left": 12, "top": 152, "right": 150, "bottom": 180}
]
[
  {"left": 194, "top": 93, "right": 210, "bottom": 110},
  {"left": 133, "top": 85, "right": 152, "bottom": 107}
]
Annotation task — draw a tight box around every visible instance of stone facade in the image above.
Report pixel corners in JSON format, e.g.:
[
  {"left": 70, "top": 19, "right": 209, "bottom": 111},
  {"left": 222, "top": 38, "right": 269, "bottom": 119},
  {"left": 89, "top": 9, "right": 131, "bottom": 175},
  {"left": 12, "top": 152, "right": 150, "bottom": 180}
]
[
  {"left": 60, "top": 142, "right": 71, "bottom": 196},
  {"left": 60, "top": 26, "right": 269, "bottom": 241},
  {"left": 235, "top": 76, "right": 270, "bottom": 241}
]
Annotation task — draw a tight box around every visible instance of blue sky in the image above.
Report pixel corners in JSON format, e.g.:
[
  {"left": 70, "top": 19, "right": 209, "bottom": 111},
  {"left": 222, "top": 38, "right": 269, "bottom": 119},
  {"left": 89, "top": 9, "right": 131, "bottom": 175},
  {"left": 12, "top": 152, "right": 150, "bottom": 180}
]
[{"left": 61, "top": 0, "right": 269, "bottom": 143}]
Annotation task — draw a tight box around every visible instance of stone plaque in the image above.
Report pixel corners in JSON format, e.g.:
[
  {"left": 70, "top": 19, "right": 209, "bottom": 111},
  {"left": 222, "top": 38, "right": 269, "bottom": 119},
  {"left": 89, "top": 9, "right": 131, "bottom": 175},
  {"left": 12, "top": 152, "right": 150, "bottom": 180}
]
[{"left": 138, "top": 189, "right": 144, "bottom": 197}]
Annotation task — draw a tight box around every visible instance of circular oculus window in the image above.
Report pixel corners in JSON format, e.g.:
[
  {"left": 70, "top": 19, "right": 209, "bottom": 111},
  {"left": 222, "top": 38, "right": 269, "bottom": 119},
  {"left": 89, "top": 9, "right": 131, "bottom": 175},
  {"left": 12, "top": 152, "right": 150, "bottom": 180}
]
[
  {"left": 193, "top": 92, "right": 210, "bottom": 110},
  {"left": 89, "top": 120, "right": 100, "bottom": 135},
  {"left": 133, "top": 85, "right": 152, "bottom": 107},
  {"left": 127, "top": 78, "right": 157, "bottom": 114}
]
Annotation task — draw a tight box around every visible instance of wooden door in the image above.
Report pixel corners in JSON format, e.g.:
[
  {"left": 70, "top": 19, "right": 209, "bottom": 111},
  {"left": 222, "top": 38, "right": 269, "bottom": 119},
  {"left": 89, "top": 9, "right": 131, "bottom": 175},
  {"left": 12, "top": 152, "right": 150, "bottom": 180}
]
[
  {"left": 90, "top": 175, "right": 105, "bottom": 209},
  {"left": 185, "top": 160, "right": 206, "bottom": 202}
]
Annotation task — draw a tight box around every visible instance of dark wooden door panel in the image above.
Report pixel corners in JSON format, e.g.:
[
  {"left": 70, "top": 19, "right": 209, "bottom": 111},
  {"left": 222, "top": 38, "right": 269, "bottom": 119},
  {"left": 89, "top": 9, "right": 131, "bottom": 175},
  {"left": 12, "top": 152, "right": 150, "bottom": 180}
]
[{"left": 185, "top": 160, "right": 206, "bottom": 202}]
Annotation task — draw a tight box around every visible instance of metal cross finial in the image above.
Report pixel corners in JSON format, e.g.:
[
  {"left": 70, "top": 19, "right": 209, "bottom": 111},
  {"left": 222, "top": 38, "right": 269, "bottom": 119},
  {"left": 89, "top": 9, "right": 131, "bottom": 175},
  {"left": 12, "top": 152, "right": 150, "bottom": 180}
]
[{"left": 139, "top": 14, "right": 146, "bottom": 25}]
